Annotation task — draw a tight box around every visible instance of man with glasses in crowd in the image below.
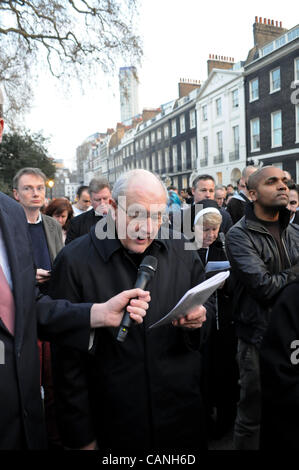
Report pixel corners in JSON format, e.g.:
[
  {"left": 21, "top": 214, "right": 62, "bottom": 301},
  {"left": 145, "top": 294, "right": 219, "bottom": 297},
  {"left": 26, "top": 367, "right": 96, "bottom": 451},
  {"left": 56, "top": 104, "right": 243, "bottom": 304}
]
[{"left": 49, "top": 169, "right": 210, "bottom": 450}]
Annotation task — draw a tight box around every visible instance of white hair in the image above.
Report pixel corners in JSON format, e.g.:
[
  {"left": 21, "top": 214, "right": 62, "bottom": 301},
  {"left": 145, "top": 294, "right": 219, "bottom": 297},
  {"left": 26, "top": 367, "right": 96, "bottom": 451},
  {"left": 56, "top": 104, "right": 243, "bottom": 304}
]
[{"left": 112, "top": 169, "right": 168, "bottom": 201}]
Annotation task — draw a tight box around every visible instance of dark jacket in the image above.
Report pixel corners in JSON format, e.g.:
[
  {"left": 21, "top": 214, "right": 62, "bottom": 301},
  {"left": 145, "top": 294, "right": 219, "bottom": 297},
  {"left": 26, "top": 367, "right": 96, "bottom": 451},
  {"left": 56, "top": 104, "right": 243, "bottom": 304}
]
[
  {"left": 260, "top": 281, "right": 299, "bottom": 449},
  {"left": 0, "top": 192, "right": 92, "bottom": 449},
  {"left": 226, "top": 192, "right": 250, "bottom": 224},
  {"left": 226, "top": 202, "right": 299, "bottom": 347},
  {"left": 50, "top": 224, "right": 211, "bottom": 449},
  {"left": 65, "top": 209, "right": 102, "bottom": 245}
]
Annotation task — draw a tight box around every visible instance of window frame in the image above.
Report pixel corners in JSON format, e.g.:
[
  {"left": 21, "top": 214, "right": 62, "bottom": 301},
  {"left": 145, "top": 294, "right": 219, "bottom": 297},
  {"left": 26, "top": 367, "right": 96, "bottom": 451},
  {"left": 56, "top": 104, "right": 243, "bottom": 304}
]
[
  {"left": 295, "top": 57, "right": 299, "bottom": 82},
  {"left": 270, "top": 67, "right": 281, "bottom": 94},
  {"left": 250, "top": 117, "right": 260, "bottom": 152},
  {"left": 295, "top": 105, "right": 299, "bottom": 143},
  {"left": 202, "top": 105, "right": 208, "bottom": 121},
  {"left": 249, "top": 78, "right": 259, "bottom": 102},
  {"left": 171, "top": 119, "right": 177, "bottom": 137},
  {"left": 232, "top": 89, "right": 239, "bottom": 108},
  {"left": 216, "top": 98, "right": 222, "bottom": 117},
  {"left": 180, "top": 115, "right": 186, "bottom": 134},
  {"left": 271, "top": 110, "right": 282, "bottom": 148}
]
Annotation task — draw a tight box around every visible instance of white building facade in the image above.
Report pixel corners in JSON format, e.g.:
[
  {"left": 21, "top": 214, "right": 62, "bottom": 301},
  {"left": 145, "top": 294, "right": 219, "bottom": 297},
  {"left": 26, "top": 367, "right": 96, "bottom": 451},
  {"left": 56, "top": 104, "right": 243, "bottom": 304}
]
[{"left": 196, "top": 67, "right": 247, "bottom": 185}]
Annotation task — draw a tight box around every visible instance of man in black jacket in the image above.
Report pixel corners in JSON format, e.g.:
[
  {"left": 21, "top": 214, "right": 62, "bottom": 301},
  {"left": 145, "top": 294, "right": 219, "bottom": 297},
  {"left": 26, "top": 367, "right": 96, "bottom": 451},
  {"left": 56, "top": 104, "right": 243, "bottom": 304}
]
[
  {"left": 226, "top": 166, "right": 299, "bottom": 450},
  {"left": 50, "top": 169, "right": 210, "bottom": 450},
  {"left": 0, "top": 91, "right": 149, "bottom": 449},
  {"left": 66, "top": 178, "right": 111, "bottom": 244}
]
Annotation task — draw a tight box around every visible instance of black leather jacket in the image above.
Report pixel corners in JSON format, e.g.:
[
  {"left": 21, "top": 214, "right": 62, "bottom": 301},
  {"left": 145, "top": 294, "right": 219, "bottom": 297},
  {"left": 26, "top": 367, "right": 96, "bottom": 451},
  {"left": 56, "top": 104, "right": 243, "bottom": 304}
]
[{"left": 226, "top": 203, "right": 299, "bottom": 347}]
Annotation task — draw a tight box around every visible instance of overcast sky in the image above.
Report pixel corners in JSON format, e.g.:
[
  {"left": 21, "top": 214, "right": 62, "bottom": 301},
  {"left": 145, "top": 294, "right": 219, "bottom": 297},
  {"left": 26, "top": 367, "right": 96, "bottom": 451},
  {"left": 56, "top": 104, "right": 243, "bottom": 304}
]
[{"left": 24, "top": 0, "right": 298, "bottom": 170}]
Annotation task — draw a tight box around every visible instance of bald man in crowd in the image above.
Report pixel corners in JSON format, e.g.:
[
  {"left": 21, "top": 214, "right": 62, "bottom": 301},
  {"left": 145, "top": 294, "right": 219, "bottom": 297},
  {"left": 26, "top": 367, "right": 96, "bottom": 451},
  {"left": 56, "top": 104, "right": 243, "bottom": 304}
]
[
  {"left": 226, "top": 166, "right": 299, "bottom": 450},
  {"left": 50, "top": 169, "right": 211, "bottom": 450}
]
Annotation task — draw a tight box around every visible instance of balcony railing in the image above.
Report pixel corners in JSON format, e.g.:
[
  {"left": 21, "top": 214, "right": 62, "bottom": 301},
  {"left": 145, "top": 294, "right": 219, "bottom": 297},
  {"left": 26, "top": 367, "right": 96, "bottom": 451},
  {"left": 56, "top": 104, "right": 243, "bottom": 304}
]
[
  {"left": 229, "top": 149, "right": 240, "bottom": 161},
  {"left": 213, "top": 153, "right": 224, "bottom": 164},
  {"left": 200, "top": 158, "right": 208, "bottom": 167}
]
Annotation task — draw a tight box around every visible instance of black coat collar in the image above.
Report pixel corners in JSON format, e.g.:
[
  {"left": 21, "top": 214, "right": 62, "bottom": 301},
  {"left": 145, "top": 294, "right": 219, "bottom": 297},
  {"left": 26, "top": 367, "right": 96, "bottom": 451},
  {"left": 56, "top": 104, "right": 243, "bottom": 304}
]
[{"left": 245, "top": 201, "right": 291, "bottom": 231}]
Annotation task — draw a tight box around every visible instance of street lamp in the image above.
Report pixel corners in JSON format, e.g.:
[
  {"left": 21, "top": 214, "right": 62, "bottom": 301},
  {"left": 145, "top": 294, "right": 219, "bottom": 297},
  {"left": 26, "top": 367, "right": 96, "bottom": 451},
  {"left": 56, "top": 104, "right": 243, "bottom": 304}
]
[{"left": 47, "top": 179, "right": 55, "bottom": 200}]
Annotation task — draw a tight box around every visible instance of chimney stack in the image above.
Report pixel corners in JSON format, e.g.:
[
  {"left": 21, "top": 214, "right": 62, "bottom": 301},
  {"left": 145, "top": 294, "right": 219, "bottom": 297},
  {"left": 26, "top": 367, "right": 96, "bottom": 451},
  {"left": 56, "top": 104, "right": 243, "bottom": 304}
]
[
  {"left": 178, "top": 79, "right": 201, "bottom": 98},
  {"left": 253, "top": 16, "right": 287, "bottom": 48},
  {"left": 207, "top": 54, "right": 235, "bottom": 76}
]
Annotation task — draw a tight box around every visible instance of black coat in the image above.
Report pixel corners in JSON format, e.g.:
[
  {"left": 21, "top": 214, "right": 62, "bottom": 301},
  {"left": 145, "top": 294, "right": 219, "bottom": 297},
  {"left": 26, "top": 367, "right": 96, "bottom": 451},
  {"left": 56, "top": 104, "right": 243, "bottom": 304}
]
[
  {"left": 226, "top": 193, "right": 250, "bottom": 224},
  {"left": 65, "top": 209, "right": 102, "bottom": 245},
  {"left": 226, "top": 203, "right": 299, "bottom": 346},
  {"left": 260, "top": 281, "right": 299, "bottom": 449},
  {"left": 0, "top": 192, "right": 92, "bottom": 449},
  {"left": 198, "top": 239, "right": 239, "bottom": 434},
  {"left": 50, "top": 225, "right": 212, "bottom": 449}
]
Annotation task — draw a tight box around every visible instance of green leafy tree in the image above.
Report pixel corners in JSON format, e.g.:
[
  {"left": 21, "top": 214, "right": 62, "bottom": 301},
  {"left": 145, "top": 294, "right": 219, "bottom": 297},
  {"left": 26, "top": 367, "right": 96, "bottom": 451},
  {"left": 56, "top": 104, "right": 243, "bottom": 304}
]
[{"left": 0, "top": 131, "right": 56, "bottom": 195}]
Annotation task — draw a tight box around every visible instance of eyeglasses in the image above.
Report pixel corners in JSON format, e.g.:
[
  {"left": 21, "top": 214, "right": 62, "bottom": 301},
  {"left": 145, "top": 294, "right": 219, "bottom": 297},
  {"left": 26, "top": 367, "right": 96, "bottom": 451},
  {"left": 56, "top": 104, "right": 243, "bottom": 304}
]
[{"left": 117, "top": 201, "right": 165, "bottom": 224}]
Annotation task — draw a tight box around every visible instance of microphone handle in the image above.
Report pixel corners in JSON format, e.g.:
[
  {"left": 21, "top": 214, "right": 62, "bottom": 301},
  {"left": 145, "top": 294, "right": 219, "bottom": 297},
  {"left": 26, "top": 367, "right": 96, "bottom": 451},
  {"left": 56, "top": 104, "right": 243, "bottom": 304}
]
[{"left": 116, "top": 271, "right": 152, "bottom": 342}]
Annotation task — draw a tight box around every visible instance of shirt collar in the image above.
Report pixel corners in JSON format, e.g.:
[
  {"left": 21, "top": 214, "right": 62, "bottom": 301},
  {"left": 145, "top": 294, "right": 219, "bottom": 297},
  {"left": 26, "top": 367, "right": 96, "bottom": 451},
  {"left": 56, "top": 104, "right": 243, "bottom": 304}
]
[{"left": 27, "top": 211, "right": 42, "bottom": 224}]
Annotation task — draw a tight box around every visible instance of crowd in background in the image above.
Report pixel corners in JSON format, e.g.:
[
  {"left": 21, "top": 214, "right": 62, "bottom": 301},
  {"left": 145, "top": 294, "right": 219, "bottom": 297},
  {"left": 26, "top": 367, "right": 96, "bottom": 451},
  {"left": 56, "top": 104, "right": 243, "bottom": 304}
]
[{"left": 1, "top": 157, "right": 299, "bottom": 450}]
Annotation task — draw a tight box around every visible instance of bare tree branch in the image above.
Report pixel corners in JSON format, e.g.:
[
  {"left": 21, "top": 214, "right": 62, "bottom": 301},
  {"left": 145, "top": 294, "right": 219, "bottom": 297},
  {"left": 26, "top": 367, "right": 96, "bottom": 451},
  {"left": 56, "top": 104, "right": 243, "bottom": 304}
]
[{"left": 0, "top": 0, "right": 143, "bottom": 124}]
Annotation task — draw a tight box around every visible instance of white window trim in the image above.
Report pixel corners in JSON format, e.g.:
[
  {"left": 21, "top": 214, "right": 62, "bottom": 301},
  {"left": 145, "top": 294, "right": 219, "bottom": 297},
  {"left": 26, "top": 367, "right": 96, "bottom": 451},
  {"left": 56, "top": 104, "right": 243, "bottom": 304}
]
[
  {"left": 202, "top": 105, "right": 208, "bottom": 121},
  {"left": 270, "top": 67, "right": 281, "bottom": 94},
  {"left": 232, "top": 89, "right": 239, "bottom": 108},
  {"left": 190, "top": 110, "right": 196, "bottom": 129},
  {"left": 271, "top": 110, "right": 282, "bottom": 148},
  {"left": 294, "top": 57, "right": 299, "bottom": 83},
  {"left": 249, "top": 78, "right": 259, "bottom": 102},
  {"left": 172, "top": 119, "right": 177, "bottom": 137},
  {"left": 250, "top": 118, "right": 260, "bottom": 152},
  {"left": 296, "top": 104, "right": 299, "bottom": 143},
  {"left": 216, "top": 98, "right": 222, "bottom": 117},
  {"left": 180, "top": 115, "right": 186, "bottom": 134}
]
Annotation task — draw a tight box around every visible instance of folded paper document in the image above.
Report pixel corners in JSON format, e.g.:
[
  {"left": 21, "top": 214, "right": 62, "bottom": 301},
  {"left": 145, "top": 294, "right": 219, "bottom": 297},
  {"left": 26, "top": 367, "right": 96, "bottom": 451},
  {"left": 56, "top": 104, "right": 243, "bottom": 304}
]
[{"left": 149, "top": 271, "right": 230, "bottom": 329}]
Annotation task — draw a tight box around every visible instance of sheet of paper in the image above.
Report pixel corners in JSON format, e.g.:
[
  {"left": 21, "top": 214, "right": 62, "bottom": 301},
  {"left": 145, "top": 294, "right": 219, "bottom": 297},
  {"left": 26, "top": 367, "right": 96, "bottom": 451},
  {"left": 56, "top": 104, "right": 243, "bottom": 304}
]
[{"left": 148, "top": 271, "right": 230, "bottom": 329}]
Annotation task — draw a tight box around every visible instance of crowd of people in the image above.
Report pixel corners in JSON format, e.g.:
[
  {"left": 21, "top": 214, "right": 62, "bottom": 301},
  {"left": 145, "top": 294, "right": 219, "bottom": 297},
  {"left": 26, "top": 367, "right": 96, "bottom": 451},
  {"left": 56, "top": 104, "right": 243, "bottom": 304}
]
[{"left": 1, "top": 88, "right": 299, "bottom": 452}]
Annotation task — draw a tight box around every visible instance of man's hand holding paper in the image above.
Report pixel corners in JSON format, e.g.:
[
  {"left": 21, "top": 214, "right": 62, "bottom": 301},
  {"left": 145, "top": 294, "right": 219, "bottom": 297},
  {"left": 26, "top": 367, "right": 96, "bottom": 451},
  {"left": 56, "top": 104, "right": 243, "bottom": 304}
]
[{"left": 172, "top": 305, "right": 206, "bottom": 329}]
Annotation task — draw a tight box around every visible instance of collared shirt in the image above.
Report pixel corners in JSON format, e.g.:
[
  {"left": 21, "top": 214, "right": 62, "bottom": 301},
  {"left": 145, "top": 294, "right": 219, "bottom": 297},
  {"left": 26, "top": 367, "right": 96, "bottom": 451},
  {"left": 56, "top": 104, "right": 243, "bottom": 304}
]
[
  {"left": 0, "top": 225, "right": 13, "bottom": 289},
  {"left": 26, "top": 211, "right": 42, "bottom": 224}
]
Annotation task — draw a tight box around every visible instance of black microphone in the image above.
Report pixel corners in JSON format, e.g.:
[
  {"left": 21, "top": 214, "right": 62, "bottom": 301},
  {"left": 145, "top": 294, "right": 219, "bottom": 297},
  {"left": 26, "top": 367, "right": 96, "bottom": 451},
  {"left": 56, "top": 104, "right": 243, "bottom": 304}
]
[{"left": 116, "top": 255, "right": 158, "bottom": 342}]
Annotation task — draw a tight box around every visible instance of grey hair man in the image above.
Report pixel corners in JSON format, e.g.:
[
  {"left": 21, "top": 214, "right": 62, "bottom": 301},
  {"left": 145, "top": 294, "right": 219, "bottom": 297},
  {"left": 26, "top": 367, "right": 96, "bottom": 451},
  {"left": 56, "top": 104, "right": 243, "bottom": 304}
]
[
  {"left": 49, "top": 169, "right": 210, "bottom": 450},
  {"left": 65, "top": 177, "right": 112, "bottom": 244}
]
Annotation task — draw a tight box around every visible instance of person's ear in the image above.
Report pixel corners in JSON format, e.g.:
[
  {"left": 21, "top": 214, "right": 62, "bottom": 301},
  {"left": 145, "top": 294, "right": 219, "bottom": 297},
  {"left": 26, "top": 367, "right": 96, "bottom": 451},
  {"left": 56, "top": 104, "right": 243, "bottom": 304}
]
[
  {"left": 13, "top": 188, "right": 20, "bottom": 201},
  {"left": 249, "top": 189, "right": 257, "bottom": 202},
  {"left": 0, "top": 118, "right": 4, "bottom": 143}
]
